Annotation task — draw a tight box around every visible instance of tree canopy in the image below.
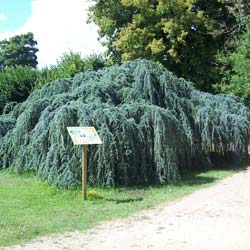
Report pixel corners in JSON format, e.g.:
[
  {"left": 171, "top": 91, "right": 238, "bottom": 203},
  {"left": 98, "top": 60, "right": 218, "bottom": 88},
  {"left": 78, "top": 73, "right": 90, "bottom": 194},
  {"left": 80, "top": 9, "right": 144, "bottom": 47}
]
[
  {"left": 34, "top": 52, "right": 107, "bottom": 90},
  {"left": 216, "top": 25, "right": 250, "bottom": 105},
  {"left": 0, "top": 32, "right": 38, "bottom": 69},
  {"left": 0, "top": 66, "right": 37, "bottom": 113},
  {"left": 0, "top": 60, "right": 249, "bottom": 188},
  {"left": 89, "top": 0, "right": 238, "bottom": 92}
]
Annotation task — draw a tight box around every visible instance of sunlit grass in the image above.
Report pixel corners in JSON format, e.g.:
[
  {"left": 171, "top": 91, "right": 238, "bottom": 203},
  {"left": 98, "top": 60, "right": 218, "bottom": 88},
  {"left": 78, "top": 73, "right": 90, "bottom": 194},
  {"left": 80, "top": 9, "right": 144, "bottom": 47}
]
[{"left": 0, "top": 167, "right": 242, "bottom": 247}]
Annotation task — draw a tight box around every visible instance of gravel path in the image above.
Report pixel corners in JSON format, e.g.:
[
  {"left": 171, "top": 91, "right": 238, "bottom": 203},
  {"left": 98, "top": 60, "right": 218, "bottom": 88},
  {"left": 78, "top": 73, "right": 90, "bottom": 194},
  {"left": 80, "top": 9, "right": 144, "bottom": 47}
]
[{"left": 2, "top": 168, "right": 250, "bottom": 250}]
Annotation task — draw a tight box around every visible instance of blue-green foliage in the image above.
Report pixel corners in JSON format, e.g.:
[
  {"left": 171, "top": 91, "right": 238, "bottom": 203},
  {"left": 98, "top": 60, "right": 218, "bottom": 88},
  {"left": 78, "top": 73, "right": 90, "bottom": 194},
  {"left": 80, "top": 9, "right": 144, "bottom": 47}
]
[{"left": 0, "top": 60, "right": 249, "bottom": 188}]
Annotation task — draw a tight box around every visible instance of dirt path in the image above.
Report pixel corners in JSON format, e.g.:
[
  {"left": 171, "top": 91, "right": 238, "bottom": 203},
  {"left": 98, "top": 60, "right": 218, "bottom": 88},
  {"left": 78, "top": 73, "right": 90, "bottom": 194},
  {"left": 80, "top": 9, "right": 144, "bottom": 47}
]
[{"left": 3, "top": 168, "right": 250, "bottom": 250}]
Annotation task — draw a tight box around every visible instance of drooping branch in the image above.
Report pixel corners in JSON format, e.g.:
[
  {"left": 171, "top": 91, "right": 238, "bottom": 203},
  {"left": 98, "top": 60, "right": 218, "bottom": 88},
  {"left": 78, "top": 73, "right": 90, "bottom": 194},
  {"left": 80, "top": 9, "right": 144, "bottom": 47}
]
[{"left": 0, "top": 59, "right": 249, "bottom": 188}]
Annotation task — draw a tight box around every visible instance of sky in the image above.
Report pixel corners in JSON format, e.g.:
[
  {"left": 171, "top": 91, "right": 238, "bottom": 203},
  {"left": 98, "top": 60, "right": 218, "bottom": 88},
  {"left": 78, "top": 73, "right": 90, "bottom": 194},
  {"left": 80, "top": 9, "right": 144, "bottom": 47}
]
[{"left": 0, "top": 0, "right": 104, "bottom": 68}]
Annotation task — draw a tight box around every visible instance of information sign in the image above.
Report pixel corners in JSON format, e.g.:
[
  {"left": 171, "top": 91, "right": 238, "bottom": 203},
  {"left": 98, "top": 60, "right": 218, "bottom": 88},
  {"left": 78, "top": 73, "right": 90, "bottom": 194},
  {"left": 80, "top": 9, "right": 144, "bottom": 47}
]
[
  {"left": 67, "top": 127, "right": 102, "bottom": 145},
  {"left": 67, "top": 126, "right": 102, "bottom": 200}
]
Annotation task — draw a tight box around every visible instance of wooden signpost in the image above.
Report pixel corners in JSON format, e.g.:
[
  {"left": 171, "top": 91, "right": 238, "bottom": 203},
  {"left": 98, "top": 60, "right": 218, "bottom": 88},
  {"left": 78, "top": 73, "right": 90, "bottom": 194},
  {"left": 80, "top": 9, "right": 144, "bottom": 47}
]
[{"left": 67, "top": 127, "right": 102, "bottom": 200}]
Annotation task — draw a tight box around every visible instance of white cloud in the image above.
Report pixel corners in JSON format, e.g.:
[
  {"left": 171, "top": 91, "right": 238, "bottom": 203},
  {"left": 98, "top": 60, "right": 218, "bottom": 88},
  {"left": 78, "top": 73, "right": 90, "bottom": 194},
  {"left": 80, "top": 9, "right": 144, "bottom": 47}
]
[
  {"left": 0, "top": 0, "right": 104, "bottom": 68},
  {"left": 0, "top": 13, "right": 8, "bottom": 22},
  {"left": 0, "top": 30, "right": 13, "bottom": 40}
]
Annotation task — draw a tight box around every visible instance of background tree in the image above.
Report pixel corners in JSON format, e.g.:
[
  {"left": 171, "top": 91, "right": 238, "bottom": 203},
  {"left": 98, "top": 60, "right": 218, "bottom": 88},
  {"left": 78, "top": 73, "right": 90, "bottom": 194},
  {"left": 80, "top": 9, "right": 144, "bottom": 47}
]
[
  {"left": 0, "top": 50, "right": 108, "bottom": 114},
  {"left": 0, "top": 32, "right": 38, "bottom": 69},
  {"left": 83, "top": 53, "right": 107, "bottom": 71},
  {"left": 34, "top": 52, "right": 107, "bottom": 90},
  {"left": 213, "top": 1, "right": 250, "bottom": 102},
  {"left": 89, "top": 0, "right": 237, "bottom": 92},
  {"left": 0, "top": 66, "right": 38, "bottom": 113},
  {"left": 215, "top": 25, "right": 250, "bottom": 105}
]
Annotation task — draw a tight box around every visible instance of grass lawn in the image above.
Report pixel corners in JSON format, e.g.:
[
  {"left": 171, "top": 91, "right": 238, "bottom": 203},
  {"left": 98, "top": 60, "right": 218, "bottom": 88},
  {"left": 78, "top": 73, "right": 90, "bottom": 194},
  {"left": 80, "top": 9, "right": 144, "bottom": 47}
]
[{"left": 0, "top": 167, "right": 243, "bottom": 247}]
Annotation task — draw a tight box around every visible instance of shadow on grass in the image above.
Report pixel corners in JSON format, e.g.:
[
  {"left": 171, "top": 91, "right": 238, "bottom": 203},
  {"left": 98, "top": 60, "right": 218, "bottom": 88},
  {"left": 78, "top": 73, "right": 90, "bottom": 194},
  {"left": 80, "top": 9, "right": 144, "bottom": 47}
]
[
  {"left": 215, "top": 163, "right": 249, "bottom": 172},
  {"left": 105, "top": 197, "right": 144, "bottom": 204},
  {"left": 103, "top": 173, "right": 217, "bottom": 203},
  {"left": 178, "top": 163, "right": 249, "bottom": 187},
  {"left": 103, "top": 163, "right": 249, "bottom": 203},
  {"left": 104, "top": 188, "right": 146, "bottom": 203},
  {"left": 84, "top": 163, "right": 248, "bottom": 204},
  {"left": 103, "top": 173, "right": 218, "bottom": 203},
  {"left": 177, "top": 175, "right": 218, "bottom": 187}
]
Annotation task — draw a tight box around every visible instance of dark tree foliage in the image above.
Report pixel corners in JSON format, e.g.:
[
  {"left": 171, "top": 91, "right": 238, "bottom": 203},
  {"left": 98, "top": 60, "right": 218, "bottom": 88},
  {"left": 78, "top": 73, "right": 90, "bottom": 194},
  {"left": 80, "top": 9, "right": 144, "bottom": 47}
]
[
  {"left": 0, "top": 32, "right": 38, "bottom": 69},
  {"left": 0, "top": 60, "right": 249, "bottom": 188},
  {"left": 83, "top": 53, "right": 107, "bottom": 71},
  {"left": 0, "top": 66, "right": 37, "bottom": 113}
]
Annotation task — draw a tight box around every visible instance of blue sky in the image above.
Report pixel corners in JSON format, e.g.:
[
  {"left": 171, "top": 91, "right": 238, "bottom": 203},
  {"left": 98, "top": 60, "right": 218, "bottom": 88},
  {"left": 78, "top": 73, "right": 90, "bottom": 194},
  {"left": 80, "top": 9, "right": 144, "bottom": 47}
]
[
  {"left": 0, "top": 0, "right": 31, "bottom": 32},
  {"left": 0, "top": 0, "right": 103, "bottom": 67}
]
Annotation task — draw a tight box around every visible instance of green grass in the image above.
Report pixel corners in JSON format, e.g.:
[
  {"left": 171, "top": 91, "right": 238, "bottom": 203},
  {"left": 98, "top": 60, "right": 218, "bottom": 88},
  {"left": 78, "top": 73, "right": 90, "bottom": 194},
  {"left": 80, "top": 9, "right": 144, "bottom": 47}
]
[{"left": 0, "top": 167, "right": 244, "bottom": 247}]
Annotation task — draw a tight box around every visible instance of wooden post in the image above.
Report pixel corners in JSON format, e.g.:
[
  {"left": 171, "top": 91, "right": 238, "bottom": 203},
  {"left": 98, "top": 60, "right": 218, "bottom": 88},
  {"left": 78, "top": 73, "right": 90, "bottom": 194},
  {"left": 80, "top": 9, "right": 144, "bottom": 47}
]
[
  {"left": 82, "top": 145, "right": 88, "bottom": 200},
  {"left": 67, "top": 127, "right": 102, "bottom": 201}
]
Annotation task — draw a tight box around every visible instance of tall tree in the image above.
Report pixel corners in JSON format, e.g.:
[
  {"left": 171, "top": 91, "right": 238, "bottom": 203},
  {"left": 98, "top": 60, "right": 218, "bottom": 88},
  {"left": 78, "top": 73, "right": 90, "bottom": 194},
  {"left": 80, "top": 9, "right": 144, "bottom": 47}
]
[
  {"left": 89, "top": 0, "right": 237, "bottom": 92},
  {"left": 0, "top": 32, "right": 39, "bottom": 69},
  {"left": 215, "top": 25, "right": 250, "bottom": 105},
  {"left": 214, "top": 1, "right": 250, "bottom": 100}
]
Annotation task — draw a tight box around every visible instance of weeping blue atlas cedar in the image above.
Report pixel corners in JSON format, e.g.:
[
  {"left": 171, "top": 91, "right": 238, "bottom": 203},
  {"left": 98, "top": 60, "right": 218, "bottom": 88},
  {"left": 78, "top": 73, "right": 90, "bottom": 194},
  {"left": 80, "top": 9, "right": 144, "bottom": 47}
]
[{"left": 0, "top": 59, "right": 249, "bottom": 188}]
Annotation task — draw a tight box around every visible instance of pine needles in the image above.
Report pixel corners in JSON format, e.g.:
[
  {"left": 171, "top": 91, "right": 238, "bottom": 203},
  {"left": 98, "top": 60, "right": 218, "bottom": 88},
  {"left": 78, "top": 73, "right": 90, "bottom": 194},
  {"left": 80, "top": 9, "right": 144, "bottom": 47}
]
[{"left": 0, "top": 59, "right": 249, "bottom": 188}]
